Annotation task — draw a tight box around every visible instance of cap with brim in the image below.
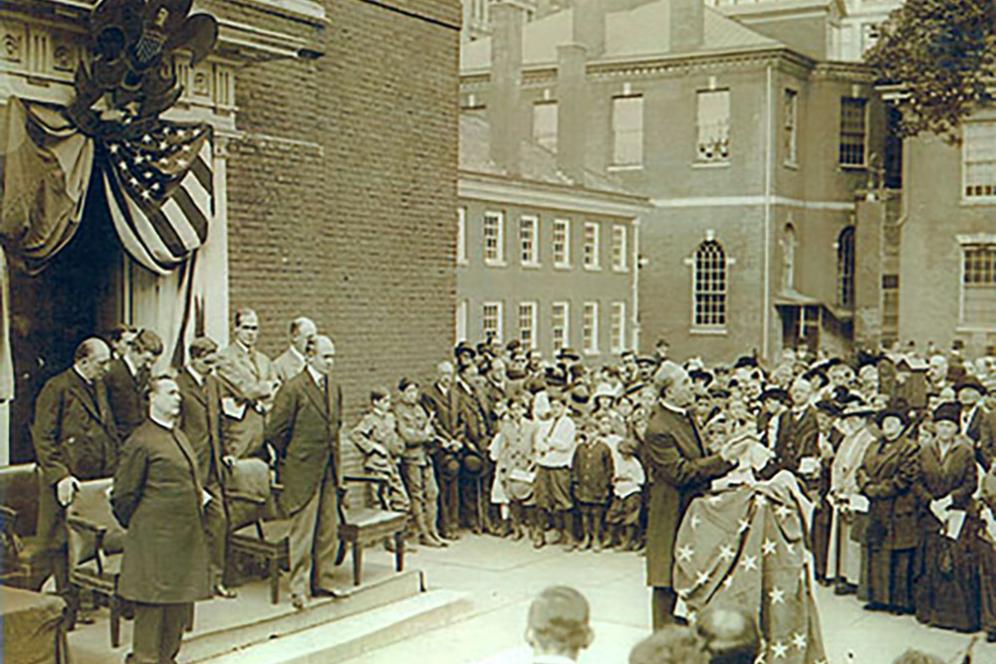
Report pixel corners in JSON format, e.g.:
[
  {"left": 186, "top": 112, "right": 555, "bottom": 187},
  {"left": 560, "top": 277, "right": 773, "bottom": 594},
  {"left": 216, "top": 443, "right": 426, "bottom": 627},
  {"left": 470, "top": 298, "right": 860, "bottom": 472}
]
[
  {"left": 842, "top": 402, "right": 875, "bottom": 418},
  {"left": 815, "top": 400, "right": 843, "bottom": 417},
  {"left": 455, "top": 342, "right": 476, "bottom": 359},
  {"left": 709, "top": 387, "right": 731, "bottom": 399},
  {"left": 440, "top": 452, "right": 461, "bottom": 479},
  {"left": 636, "top": 355, "right": 658, "bottom": 367},
  {"left": 760, "top": 387, "right": 790, "bottom": 404},
  {"left": 734, "top": 356, "right": 759, "bottom": 370},
  {"left": 955, "top": 375, "right": 988, "bottom": 395},
  {"left": 874, "top": 407, "right": 910, "bottom": 429},
  {"left": 689, "top": 369, "right": 714, "bottom": 386},
  {"left": 558, "top": 347, "right": 580, "bottom": 361},
  {"left": 461, "top": 450, "right": 484, "bottom": 475},
  {"left": 932, "top": 401, "right": 961, "bottom": 424}
]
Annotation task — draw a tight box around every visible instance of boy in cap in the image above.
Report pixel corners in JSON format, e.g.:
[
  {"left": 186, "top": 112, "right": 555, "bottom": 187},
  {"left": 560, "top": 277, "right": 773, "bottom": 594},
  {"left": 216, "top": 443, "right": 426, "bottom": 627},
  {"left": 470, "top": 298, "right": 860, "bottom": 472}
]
[
  {"left": 570, "top": 415, "right": 614, "bottom": 551},
  {"left": 532, "top": 394, "right": 577, "bottom": 549},
  {"left": 349, "top": 388, "right": 411, "bottom": 518},
  {"left": 526, "top": 586, "right": 594, "bottom": 663}
]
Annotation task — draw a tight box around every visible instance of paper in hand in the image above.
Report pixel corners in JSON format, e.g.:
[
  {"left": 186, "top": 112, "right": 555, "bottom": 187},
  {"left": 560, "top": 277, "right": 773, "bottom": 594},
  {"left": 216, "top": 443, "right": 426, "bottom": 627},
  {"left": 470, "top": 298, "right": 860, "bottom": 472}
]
[
  {"left": 222, "top": 397, "right": 247, "bottom": 420},
  {"left": 943, "top": 510, "right": 966, "bottom": 540},
  {"left": 849, "top": 494, "right": 870, "bottom": 513}
]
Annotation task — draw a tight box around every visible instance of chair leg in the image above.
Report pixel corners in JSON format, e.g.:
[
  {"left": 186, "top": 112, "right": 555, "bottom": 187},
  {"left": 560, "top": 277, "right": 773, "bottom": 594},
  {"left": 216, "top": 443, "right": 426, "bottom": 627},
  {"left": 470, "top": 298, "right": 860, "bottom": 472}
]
[
  {"left": 110, "top": 596, "right": 121, "bottom": 648},
  {"left": 334, "top": 540, "right": 347, "bottom": 566},
  {"left": 185, "top": 604, "right": 194, "bottom": 632},
  {"left": 270, "top": 556, "right": 280, "bottom": 605},
  {"left": 352, "top": 541, "right": 362, "bottom": 587},
  {"left": 395, "top": 531, "right": 405, "bottom": 573}
]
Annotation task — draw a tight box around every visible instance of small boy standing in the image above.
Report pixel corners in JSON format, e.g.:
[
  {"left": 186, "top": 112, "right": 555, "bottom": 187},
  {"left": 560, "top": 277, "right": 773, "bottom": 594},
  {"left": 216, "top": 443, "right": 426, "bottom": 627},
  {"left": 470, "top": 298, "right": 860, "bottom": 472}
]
[
  {"left": 570, "top": 416, "right": 614, "bottom": 552},
  {"left": 532, "top": 394, "right": 577, "bottom": 550},
  {"left": 607, "top": 437, "right": 645, "bottom": 551},
  {"left": 349, "top": 388, "right": 410, "bottom": 513}
]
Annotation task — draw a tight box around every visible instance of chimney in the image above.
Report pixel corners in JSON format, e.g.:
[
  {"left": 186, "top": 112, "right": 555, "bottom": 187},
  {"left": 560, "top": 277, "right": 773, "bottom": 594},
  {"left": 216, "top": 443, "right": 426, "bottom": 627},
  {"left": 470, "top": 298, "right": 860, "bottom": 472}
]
[
  {"left": 556, "top": 43, "right": 587, "bottom": 184},
  {"left": 488, "top": 2, "right": 525, "bottom": 176},
  {"left": 572, "top": 0, "right": 605, "bottom": 58},
  {"left": 670, "top": 0, "right": 704, "bottom": 53}
]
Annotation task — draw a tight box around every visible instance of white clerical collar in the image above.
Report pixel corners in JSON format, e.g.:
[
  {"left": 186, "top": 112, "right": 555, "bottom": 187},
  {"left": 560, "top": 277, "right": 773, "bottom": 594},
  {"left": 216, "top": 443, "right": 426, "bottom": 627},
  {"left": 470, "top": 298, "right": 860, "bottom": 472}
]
[
  {"left": 123, "top": 354, "right": 139, "bottom": 378},
  {"left": 660, "top": 399, "right": 686, "bottom": 416},
  {"left": 290, "top": 346, "right": 306, "bottom": 363},
  {"left": 306, "top": 365, "right": 324, "bottom": 388},
  {"left": 187, "top": 365, "right": 204, "bottom": 386},
  {"left": 150, "top": 413, "right": 174, "bottom": 430},
  {"left": 236, "top": 340, "right": 253, "bottom": 355}
]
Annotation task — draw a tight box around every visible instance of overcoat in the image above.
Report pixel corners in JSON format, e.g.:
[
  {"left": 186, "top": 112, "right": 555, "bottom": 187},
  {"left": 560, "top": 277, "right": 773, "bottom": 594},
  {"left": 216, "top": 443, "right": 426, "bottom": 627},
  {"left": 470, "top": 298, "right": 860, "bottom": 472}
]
[
  {"left": 176, "top": 369, "right": 224, "bottom": 487},
  {"left": 643, "top": 403, "right": 733, "bottom": 588},
  {"left": 758, "top": 407, "right": 819, "bottom": 480},
  {"left": 264, "top": 370, "right": 343, "bottom": 516},
  {"left": 112, "top": 420, "right": 211, "bottom": 604},
  {"left": 962, "top": 405, "right": 996, "bottom": 472},
  {"left": 272, "top": 347, "right": 306, "bottom": 384},
  {"left": 856, "top": 434, "right": 920, "bottom": 550},
  {"left": 32, "top": 368, "right": 119, "bottom": 549},
  {"left": 420, "top": 382, "right": 459, "bottom": 439},
  {"left": 103, "top": 358, "right": 146, "bottom": 441}
]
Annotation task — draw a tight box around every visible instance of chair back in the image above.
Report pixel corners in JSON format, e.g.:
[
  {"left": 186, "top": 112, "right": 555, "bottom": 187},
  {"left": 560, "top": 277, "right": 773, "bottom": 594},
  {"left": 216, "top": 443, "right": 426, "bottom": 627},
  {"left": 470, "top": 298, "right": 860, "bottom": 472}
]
[
  {"left": 66, "top": 479, "right": 127, "bottom": 569},
  {"left": 0, "top": 464, "right": 41, "bottom": 537}
]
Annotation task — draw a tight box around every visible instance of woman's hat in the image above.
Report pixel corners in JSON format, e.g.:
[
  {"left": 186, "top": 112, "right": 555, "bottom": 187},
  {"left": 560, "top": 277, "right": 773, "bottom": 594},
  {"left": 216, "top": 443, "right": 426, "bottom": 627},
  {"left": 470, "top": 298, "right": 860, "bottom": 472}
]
[{"left": 932, "top": 401, "right": 961, "bottom": 424}]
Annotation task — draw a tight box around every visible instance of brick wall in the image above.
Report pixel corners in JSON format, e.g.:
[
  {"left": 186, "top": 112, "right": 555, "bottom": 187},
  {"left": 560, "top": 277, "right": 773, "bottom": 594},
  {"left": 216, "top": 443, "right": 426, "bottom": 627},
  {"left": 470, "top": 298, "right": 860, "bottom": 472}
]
[{"left": 226, "top": 0, "right": 461, "bottom": 470}]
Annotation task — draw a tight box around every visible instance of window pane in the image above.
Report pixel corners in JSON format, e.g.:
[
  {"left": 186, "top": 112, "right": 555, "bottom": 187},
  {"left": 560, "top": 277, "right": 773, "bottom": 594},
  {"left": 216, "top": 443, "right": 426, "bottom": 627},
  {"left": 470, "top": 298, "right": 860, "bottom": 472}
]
[
  {"left": 520, "top": 216, "right": 537, "bottom": 264},
  {"left": 584, "top": 223, "right": 599, "bottom": 267},
  {"left": 612, "top": 96, "right": 644, "bottom": 166},
  {"left": 964, "top": 122, "right": 996, "bottom": 198},
  {"left": 697, "top": 90, "right": 730, "bottom": 162},
  {"left": 783, "top": 90, "right": 798, "bottom": 164},
  {"left": 693, "top": 240, "right": 727, "bottom": 327},
  {"left": 553, "top": 219, "right": 570, "bottom": 265},
  {"left": 839, "top": 98, "right": 867, "bottom": 166},
  {"left": 484, "top": 212, "right": 503, "bottom": 262},
  {"left": 533, "top": 102, "right": 558, "bottom": 152},
  {"left": 612, "top": 226, "right": 627, "bottom": 270}
]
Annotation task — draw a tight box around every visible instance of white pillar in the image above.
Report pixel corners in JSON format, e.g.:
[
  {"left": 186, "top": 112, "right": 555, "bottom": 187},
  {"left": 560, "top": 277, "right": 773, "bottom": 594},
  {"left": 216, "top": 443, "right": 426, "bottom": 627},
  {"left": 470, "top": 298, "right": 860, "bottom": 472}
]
[{"left": 203, "top": 137, "right": 231, "bottom": 347}]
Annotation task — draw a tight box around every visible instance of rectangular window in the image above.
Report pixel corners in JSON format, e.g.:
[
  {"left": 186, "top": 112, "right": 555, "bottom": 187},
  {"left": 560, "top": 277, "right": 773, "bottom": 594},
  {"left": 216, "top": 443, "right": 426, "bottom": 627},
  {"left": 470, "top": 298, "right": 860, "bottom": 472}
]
[
  {"left": 610, "top": 301, "right": 626, "bottom": 353},
  {"left": 482, "top": 301, "right": 503, "bottom": 341},
  {"left": 518, "top": 302, "right": 538, "bottom": 349},
  {"left": 582, "top": 302, "right": 599, "bottom": 354},
  {"left": 552, "top": 302, "right": 570, "bottom": 351},
  {"left": 483, "top": 211, "right": 505, "bottom": 264},
  {"left": 533, "top": 101, "right": 558, "bottom": 152},
  {"left": 784, "top": 89, "right": 798, "bottom": 165},
  {"left": 520, "top": 215, "right": 539, "bottom": 265},
  {"left": 611, "top": 95, "right": 644, "bottom": 167},
  {"left": 611, "top": 225, "right": 628, "bottom": 271},
  {"left": 553, "top": 219, "right": 571, "bottom": 267},
  {"left": 962, "top": 245, "right": 996, "bottom": 326},
  {"left": 456, "top": 300, "right": 468, "bottom": 341},
  {"left": 457, "top": 207, "right": 467, "bottom": 264},
  {"left": 839, "top": 97, "right": 868, "bottom": 166},
  {"left": 697, "top": 89, "right": 730, "bottom": 162},
  {"left": 963, "top": 121, "right": 996, "bottom": 199},
  {"left": 583, "top": 222, "right": 600, "bottom": 269}
]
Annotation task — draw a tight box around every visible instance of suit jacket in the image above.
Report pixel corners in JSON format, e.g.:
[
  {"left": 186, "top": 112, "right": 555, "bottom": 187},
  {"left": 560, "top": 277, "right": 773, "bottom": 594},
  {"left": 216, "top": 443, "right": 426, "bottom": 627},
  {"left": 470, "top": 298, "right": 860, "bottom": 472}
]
[
  {"left": 420, "top": 382, "right": 459, "bottom": 439},
  {"left": 176, "top": 368, "right": 224, "bottom": 487},
  {"left": 215, "top": 343, "right": 277, "bottom": 458},
  {"left": 32, "top": 367, "right": 120, "bottom": 549},
  {"left": 758, "top": 407, "right": 819, "bottom": 481},
  {"left": 103, "top": 357, "right": 146, "bottom": 442},
  {"left": 272, "top": 347, "right": 307, "bottom": 384},
  {"left": 643, "top": 403, "right": 733, "bottom": 588},
  {"left": 454, "top": 378, "right": 489, "bottom": 450},
  {"left": 113, "top": 420, "right": 211, "bottom": 604},
  {"left": 264, "top": 370, "right": 343, "bottom": 515},
  {"left": 963, "top": 405, "right": 996, "bottom": 472}
]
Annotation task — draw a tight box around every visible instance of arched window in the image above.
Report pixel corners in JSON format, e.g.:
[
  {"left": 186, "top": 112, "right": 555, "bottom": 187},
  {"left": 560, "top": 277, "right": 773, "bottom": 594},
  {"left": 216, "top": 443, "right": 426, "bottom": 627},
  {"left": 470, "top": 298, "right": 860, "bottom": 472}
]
[
  {"left": 693, "top": 240, "right": 727, "bottom": 327},
  {"left": 837, "top": 226, "right": 855, "bottom": 308}
]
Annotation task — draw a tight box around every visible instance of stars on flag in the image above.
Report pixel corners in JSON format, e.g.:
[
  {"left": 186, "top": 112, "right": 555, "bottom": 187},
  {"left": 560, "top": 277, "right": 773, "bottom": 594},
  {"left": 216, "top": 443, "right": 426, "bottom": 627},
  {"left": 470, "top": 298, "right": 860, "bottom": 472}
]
[
  {"left": 738, "top": 518, "right": 750, "bottom": 533},
  {"left": 722, "top": 574, "right": 735, "bottom": 589},
  {"left": 690, "top": 514, "right": 702, "bottom": 529},
  {"left": 784, "top": 542, "right": 795, "bottom": 556},
  {"left": 770, "top": 642, "right": 788, "bottom": 659},
  {"left": 159, "top": 141, "right": 169, "bottom": 150},
  {"left": 118, "top": 160, "right": 128, "bottom": 170},
  {"left": 706, "top": 494, "right": 723, "bottom": 505},
  {"left": 719, "top": 544, "right": 736, "bottom": 561},
  {"left": 775, "top": 504, "right": 793, "bottom": 520},
  {"left": 695, "top": 570, "right": 710, "bottom": 586},
  {"left": 676, "top": 588, "right": 690, "bottom": 600},
  {"left": 140, "top": 189, "right": 152, "bottom": 201},
  {"left": 129, "top": 177, "right": 139, "bottom": 187},
  {"left": 177, "top": 158, "right": 188, "bottom": 168},
  {"left": 676, "top": 545, "right": 695, "bottom": 563},
  {"left": 143, "top": 171, "right": 153, "bottom": 179},
  {"left": 142, "top": 133, "right": 153, "bottom": 143},
  {"left": 109, "top": 144, "right": 120, "bottom": 154},
  {"left": 769, "top": 586, "right": 785, "bottom": 605},
  {"left": 754, "top": 494, "right": 768, "bottom": 507},
  {"left": 739, "top": 555, "right": 758, "bottom": 572},
  {"left": 791, "top": 632, "right": 806, "bottom": 650},
  {"left": 762, "top": 539, "right": 778, "bottom": 556}
]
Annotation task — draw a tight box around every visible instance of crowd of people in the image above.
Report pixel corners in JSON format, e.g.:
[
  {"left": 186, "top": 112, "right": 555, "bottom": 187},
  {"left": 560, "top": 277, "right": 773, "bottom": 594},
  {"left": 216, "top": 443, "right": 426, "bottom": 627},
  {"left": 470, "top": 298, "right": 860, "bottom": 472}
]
[{"left": 26, "top": 305, "right": 996, "bottom": 662}]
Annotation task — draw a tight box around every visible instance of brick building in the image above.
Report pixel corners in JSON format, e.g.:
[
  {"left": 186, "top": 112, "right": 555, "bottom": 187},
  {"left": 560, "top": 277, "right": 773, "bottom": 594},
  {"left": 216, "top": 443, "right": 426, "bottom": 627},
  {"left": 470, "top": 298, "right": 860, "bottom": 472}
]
[
  {"left": 460, "top": 0, "right": 893, "bottom": 364},
  {"left": 1, "top": 0, "right": 460, "bottom": 464}
]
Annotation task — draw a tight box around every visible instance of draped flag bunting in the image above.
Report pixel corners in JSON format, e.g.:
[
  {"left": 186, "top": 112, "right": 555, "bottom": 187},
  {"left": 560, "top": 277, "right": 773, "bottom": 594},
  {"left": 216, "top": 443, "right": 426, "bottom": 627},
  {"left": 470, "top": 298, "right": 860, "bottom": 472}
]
[{"left": 673, "top": 473, "right": 828, "bottom": 664}]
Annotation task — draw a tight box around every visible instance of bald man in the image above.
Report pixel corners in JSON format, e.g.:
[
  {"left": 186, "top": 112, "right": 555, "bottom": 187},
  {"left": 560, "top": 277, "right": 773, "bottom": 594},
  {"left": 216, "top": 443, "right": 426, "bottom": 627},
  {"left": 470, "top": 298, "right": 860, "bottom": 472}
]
[
  {"left": 31, "top": 338, "right": 118, "bottom": 608},
  {"left": 273, "top": 317, "right": 318, "bottom": 383}
]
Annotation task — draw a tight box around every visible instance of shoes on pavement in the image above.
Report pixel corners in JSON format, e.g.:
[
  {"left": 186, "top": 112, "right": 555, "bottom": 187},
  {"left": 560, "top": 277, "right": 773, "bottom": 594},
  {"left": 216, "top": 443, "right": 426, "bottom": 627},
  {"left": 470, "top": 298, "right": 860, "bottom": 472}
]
[
  {"left": 291, "top": 594, "right": 306, "bottom": 610},
  {"left": 419, "top": 535, "right": 446, "bottom": 548},
  {"left": 312, "top": 587, "right": 344, "bottom": 599},
  {"left": 214, "top": 583, "right": 237, "bottom": 599}
]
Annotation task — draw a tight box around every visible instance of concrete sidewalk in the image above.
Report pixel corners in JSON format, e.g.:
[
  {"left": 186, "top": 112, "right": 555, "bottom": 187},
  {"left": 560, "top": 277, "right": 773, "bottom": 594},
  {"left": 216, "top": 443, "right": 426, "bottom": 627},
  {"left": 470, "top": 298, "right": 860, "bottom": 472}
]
[{"left": 339, "top": 534, "right": 992, "bottom": 664}]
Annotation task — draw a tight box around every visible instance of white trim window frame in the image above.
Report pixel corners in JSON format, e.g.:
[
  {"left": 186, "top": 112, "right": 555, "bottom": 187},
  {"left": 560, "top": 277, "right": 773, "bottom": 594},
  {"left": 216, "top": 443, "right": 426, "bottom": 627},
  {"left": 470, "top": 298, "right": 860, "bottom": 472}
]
[
  {"left": 957, "top": 236, "right": 996, "bottom": 330},
  {"left": 553, "top": 218, "right": 572, "bottom": 268},
  {"left": 457, "top": 206, "right": 468, "bottom": 265},
  {"left": 839, "top": 96, "right": 868, "bottom": 168},
  {"left": 610, "top": 94, "right": 644, "bottom": 169},
  {"left": 582, "top": 301, "right": 599, "bottom": 355},
  {"left": 456, "top": 299, "right": 468, "bottom": 342},
  {"left": 518, "top": 301, "right": 538, "bottom": 349},
  {"left": 520, "top": 215, "right": 540, "bottom": 266},
  {"left": 962, "top": 120, "right": 996, "bottom": 203},
  {"left": 583, "top": 221, "right": 600, "bottom": 270},
  {"left": 696, "top": 89, "right": 731, "bottom": 164},
  {"left": 611, "top": 224, "right": 628, "bottom": 272},
  {"left": 482, "top": 301, "right": 503, "bottom": 341},
  {"left": 610, "top": 301, "right": 626, "bottom": 353},
  {"left": 784, "top": 88, "right": 798, "bottom": 167},
  {"left": 532, "top": 101, "right": 558, "bottom": 152},
  {"left": 552, "top": 301, "right": 570, "bottom": 351},
  {"left": 685, "top": 238, "right": 731, "bottom": 333},
  {"left": 483, "top": 211, "right": 506, "bottom": 265}
]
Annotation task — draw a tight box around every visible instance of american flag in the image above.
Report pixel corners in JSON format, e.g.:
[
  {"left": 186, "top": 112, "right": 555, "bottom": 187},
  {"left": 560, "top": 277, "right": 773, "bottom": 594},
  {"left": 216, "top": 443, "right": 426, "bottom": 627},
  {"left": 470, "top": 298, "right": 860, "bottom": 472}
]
[
  {"left": 673, "top": 474, "right": 828, "bottom": 664},
  {"left": 101, "top": 121, "right": 213, "bottom": 275}
]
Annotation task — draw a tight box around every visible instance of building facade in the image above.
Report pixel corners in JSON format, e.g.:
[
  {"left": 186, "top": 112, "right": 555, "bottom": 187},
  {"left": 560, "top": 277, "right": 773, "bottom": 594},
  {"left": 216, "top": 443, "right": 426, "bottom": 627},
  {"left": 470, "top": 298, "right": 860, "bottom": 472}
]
[
  {"left": 460, "top": 0, "right": 892, "bottom": 363},
  {"left": 1, "top": 0, "right": 461, "bottom": 464}
]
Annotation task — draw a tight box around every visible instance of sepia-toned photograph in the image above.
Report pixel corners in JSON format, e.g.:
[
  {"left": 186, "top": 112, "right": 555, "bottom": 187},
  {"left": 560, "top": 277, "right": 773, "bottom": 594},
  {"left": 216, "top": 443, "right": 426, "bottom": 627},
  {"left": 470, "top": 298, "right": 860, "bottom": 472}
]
[{"left": 0, "top": 0, "right": 994, "bottom": 661}]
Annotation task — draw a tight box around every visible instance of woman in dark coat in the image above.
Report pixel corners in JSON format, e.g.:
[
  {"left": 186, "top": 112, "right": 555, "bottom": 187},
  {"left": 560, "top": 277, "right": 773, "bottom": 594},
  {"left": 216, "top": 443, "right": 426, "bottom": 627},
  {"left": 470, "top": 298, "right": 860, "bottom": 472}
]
[
  {"left": 856, "top": 405, "right": 919, "bottom": 613},
  {"left": 913, "top": 402, "right": 980, "bottom": 632}
]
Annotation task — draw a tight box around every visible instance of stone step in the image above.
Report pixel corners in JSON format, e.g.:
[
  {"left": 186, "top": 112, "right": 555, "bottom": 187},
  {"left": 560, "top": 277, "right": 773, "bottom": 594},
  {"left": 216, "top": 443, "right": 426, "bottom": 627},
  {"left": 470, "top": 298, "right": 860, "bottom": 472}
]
[{"left": 197, "top": 588, "right": 472, "bottom": 664}]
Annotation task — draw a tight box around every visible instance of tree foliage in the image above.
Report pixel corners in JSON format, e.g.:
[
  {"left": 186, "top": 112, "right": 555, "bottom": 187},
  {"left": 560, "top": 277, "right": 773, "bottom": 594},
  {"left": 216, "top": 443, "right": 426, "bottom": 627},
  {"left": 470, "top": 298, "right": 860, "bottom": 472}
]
[{"left": 864, "top": 0, "right": 996, "bottom": 143}]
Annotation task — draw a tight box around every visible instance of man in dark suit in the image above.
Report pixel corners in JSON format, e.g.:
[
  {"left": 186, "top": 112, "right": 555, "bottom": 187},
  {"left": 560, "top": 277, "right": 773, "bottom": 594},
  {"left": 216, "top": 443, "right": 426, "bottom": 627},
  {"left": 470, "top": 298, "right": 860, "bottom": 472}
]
[
  {"left": 454, "top": 362, "right": 490, "bottom": 533},
  {"left": 644, "top": 362, "right": 743, "bottom": 630},
  {"left": 264, "top": 335, "right": 343, "bottom": 610},
  {"left": 112, "top": 374, "right": 211, "bottom": 664},
  {"left": 757, "top": 375, "right": 819, "bottom": 481},
  {"left": 104, "top": 328, "right": 163, "bottom": 441},
  {"left": 420, "top": 361, "right": 463, "bottom": 539},
  {"left": 176, "top": 336, "right": 236, "bottom": 599},
  {"left": 31, "top": 338, "right": 117, "bottom": 608},
  {"left": 956, "top": 375, "right": 995, "bottom": 471}
]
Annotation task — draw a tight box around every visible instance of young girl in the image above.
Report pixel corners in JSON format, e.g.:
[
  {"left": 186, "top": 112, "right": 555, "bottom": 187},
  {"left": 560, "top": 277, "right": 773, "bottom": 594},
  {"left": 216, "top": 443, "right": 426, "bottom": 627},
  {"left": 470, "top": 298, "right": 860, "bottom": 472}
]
[
  {"left": 607, "top": 437, "right": 645, "bottom": 551},
  {"left": 491, "top": 397, "right": 536, "bottom": 540}
]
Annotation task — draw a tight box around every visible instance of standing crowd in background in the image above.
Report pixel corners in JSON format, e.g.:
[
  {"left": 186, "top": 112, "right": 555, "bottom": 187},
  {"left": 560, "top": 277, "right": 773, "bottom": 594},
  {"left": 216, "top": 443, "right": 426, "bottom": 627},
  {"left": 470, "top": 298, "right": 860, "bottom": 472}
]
[{"left": 25, "top": 306, "right": 996, "bottom": 661}]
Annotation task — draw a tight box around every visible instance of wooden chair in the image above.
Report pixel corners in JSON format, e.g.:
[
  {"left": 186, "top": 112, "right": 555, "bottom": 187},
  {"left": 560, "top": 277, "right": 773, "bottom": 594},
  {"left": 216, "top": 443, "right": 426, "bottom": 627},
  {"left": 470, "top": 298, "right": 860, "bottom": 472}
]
[
  {"left": 228, "top": 484, "right": 290, "bottom": 605},
  {"left": 0, "top": 465, "right": 54, "bottom": 591},
  {"left": 65, "top": 478, "right": 127, "bottom": 647},
  {"left": 334, "top": 475, "right": 407, "bottom": 586}
]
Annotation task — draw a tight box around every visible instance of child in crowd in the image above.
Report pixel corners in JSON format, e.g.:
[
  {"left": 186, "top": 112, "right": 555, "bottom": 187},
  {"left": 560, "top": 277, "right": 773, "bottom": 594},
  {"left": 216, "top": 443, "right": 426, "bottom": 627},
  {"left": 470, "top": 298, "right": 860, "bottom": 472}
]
[
  {"left": 490, "top": 397, "right": 536, "bottom": 540},
  {"left": 349, "top": 388, "right": 410, "bottom": 513},
  {"left": 607, "top": 437, "right": 645, "bottom": 551},
  {"left": 570, "top": 416, "right": 614, "bottom": 552},
  {"left": 532, "top": 394, "right": 577, "bottom": 550}
]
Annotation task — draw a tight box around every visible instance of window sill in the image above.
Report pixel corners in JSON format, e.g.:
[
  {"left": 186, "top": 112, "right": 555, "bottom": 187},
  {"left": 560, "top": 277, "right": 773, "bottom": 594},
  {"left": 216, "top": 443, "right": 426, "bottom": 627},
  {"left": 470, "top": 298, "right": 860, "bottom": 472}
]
[
  {"left": 956, "top": 325, "right": 996, "bottom": 334},
  {"left": 583, "top": 265, "right": 602, "bottom": 272},
  {"left": 607, "top": 164, "right": 643, "bottom": 172},
  {"left": 553, "top": 263, "right": 573, "bottom": 271},
  {"left": 457, "top": 259, "right": 469, "bottom": 267},
  {"left": 584, "top": 348, "right": 601, "bottom": 356},
  {"left": 690, "top": 327, "right": 728, "bottom": 336},
  {"left": 839, "top": 163, "right": 867, "bottom": 171},
  {"left": 783, "top": 161, "right": 799, "bottom": 171},
  {"left": 960, "top": 198, "right": 996, "bottom": 207},
  {"left": 692, "top": 160, "right": 731, "bottom": 169},
  {"left": 612, "top": 266, "right": 630, "bottom": 274},
  {"left": 484, "top": 259, "right": 508, "bottom": 268},
  {"left": 521, "top": 261, "right": 542, "bottom": 269}
]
